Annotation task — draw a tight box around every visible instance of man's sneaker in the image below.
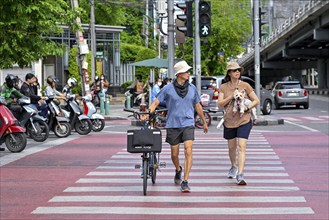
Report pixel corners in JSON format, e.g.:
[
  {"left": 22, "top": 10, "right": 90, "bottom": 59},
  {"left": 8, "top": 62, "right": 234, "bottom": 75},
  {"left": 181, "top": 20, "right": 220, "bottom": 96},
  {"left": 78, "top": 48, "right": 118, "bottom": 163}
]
[
  {"left": 181, "top": 180, "right": 191, "bottom": 192},
  {"left": 174, "top": 166, "right": 182, "bottom": 184},
  {"left": 227, "top": 166, "right": 238, "bottom": 179},
  {"left": 236, "top": 174, "right": 247, "bottom": 185}
]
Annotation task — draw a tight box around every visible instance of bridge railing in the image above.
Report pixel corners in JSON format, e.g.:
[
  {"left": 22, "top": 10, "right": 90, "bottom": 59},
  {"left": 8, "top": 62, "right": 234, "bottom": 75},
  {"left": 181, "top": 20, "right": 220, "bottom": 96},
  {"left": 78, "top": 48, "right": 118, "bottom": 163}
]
[{"left": 238, "top": 0, "right": 325, "bottom": 64}]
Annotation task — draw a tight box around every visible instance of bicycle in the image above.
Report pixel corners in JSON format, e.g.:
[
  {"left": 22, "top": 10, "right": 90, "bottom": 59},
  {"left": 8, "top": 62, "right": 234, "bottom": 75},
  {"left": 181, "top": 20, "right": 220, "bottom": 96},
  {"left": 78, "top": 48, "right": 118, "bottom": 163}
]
[{"left": 124, "top": 108, "right": 166, "bottom": 196}]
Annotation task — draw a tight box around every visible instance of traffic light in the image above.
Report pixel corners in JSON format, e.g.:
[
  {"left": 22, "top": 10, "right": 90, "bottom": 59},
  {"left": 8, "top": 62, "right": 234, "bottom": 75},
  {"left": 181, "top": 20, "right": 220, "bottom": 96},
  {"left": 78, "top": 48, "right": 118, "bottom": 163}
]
[
  {"left": 259, "top": 7, "right": 268, "bottom": 40},
  {"left": 176, "top": 1, "right": 193, "bottom": 37},
  {"left": 199, "top": 0, "right": 211, "bottom": 37}
]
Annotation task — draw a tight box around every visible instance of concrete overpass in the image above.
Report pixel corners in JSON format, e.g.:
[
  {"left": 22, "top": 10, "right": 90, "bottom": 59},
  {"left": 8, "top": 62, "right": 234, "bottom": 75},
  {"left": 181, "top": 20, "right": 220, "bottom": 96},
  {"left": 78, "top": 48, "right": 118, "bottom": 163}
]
[{"left": 238, "top": 0, "right": 329, "bottom": 92}]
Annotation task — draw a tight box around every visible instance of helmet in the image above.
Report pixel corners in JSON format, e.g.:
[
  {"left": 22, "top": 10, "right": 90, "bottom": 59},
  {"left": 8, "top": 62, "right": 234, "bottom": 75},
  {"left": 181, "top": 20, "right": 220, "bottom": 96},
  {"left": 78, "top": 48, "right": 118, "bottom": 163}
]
[
  {"left": 67, "top": 77, "right": 78, "bottom": 87},
  {"left": 46, "top": 75, "right": 58, "bottom": 85},
  {"left": 5, "top": 74, "right": 18, "bottom": 89}
]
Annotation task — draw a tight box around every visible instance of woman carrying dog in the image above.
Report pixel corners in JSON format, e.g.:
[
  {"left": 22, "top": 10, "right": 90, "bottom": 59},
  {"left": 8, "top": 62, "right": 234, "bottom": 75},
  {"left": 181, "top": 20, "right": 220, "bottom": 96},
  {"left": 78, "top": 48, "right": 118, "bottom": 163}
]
[{"left": 217, "top": 61, "right": 259, "bottom": 185}]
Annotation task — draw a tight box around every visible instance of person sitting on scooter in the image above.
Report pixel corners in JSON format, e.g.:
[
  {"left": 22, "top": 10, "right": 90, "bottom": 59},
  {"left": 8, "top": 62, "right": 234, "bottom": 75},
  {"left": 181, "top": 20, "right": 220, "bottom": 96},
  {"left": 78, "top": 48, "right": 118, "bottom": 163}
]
[
  {"left": 44, "top": 75, "right": 66, "bottom": 105},
  {"left": 20, "top": 73, "right": 48, "bottom": 118},
  {"left": 0, "top": 74, "right": 24, "bottom": 119}
]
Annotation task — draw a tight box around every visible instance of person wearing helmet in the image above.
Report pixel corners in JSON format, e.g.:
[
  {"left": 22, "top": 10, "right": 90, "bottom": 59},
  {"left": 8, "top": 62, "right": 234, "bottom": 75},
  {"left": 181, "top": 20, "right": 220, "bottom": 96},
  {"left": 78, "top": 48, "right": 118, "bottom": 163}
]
[
  {"left": 0, "top": 74, "right": 24, "bottom": 119},
  {"left": 44, "top": 75, "right": 66, "bottom": 104},
  {"left": 20, "top": 73, "right": 48, "bottom": 118},
  {"left": 62, "top": 77, "right": 78, "bottom": 96}
]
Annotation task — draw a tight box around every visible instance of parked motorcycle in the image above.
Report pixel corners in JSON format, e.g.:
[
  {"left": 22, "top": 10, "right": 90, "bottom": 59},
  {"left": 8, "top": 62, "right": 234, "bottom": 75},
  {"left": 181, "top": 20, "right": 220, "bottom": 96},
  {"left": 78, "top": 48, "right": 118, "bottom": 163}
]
[
  {"left": 46, "top": 96, "right": 71, "bottom": 138},
  {"left": 17, "top": 96, "right": 49, "bottom": 142},
  {"left": 82, "top": 94, "right": 105, "bottom": 132},
  {"left": 61, "top": 94, "right": 92, "bottom": 135},
  {"left": 0, "top": 96, "right": 27, "bottom": 152}
]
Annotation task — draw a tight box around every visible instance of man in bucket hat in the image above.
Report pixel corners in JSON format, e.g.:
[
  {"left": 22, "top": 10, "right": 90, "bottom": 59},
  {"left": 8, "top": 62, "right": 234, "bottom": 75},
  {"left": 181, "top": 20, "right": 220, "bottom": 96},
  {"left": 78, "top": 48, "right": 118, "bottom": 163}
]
[
  {"left": 148, "top": 60, "right": 208, "bottom": 192},
  {"left": 218, "top": 61, "right": 259, "bottom": 185}
]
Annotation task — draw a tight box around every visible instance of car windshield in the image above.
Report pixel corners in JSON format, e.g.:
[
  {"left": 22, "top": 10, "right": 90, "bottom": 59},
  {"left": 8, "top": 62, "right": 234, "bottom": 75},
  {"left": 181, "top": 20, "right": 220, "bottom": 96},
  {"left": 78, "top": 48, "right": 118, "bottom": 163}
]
[{"left": 277, "top": 83, "right": 302, "bottom": 89}]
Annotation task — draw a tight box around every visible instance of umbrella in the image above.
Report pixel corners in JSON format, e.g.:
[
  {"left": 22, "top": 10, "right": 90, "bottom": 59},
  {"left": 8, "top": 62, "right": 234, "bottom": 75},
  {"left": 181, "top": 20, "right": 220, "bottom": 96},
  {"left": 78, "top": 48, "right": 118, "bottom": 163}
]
[{"left": 129, "top": 58, "right": 168, "bottom": 68}]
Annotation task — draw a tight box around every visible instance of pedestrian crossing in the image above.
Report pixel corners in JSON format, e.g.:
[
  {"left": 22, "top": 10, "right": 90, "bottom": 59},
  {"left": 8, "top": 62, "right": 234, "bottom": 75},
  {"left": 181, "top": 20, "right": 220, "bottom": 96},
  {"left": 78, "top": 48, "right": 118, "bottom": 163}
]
[
  {"left": 32, "top": 132, "right": 315, "bottom": 218},
  {"left": 280, "top": 115, "right": 329, "bottom": 123}
]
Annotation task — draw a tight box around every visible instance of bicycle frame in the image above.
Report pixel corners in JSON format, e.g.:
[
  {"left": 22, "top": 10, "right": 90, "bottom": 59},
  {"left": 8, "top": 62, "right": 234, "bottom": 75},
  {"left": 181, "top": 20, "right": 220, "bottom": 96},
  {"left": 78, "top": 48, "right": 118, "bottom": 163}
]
[{"left": 125, "top": 108, "right": 165, "bottom": 196}]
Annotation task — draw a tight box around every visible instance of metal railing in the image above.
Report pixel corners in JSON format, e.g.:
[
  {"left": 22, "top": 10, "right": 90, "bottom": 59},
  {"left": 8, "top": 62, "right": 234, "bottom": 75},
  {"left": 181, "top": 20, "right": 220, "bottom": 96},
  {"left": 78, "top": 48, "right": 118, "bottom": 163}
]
[{"left": 238, "top": 0, "right": 327, "bottom": 64}]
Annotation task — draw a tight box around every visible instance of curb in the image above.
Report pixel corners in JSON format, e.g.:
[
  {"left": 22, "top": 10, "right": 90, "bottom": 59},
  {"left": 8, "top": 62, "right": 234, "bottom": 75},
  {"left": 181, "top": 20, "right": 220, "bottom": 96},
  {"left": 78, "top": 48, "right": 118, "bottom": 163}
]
[{"left": 307, "top": 90, "right": 329, "bottom": 95}]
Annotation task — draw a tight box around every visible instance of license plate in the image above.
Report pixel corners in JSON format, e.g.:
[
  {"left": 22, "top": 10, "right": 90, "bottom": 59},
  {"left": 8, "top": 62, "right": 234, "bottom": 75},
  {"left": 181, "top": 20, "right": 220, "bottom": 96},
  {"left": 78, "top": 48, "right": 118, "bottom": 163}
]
[{"left": 287, "top": 93, "right": 298, "bottom": 97}]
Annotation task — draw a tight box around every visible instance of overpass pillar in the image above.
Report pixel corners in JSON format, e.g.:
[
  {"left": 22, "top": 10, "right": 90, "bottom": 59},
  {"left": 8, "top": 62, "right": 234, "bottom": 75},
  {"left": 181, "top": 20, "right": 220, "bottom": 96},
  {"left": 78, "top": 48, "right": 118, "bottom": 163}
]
[{"left": 317, "top": 59, "right": 328, "bottom": 89}]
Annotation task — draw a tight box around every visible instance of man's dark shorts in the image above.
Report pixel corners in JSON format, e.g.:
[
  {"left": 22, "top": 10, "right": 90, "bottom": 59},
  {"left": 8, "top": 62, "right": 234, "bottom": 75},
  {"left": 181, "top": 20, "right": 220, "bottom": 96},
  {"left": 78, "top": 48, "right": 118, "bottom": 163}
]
[
  {"left": 166, "top": 126, "right": 195, "bottom": 145},
  {"left": 223, "top": 120, "right": 252, "bottom": 140}
]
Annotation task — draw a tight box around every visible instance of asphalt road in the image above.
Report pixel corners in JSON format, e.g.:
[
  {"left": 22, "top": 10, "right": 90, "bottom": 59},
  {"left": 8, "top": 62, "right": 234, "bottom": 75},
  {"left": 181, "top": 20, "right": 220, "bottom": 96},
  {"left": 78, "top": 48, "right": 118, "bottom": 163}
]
[{"left": 0, "top": 95, "right": 328, "bottom": 220}]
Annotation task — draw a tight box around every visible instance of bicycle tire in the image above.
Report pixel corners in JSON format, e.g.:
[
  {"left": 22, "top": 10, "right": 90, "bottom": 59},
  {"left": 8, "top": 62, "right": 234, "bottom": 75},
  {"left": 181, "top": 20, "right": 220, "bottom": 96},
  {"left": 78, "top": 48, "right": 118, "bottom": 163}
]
[
  {"left": 143, "top": 159, "right": 148, "bottom": 196},
  {"left": 195, "top": 111, "right": 211, "bottom": 128},
  {"left": 151, "top": 153, "right": 157, "bottom": 184}
]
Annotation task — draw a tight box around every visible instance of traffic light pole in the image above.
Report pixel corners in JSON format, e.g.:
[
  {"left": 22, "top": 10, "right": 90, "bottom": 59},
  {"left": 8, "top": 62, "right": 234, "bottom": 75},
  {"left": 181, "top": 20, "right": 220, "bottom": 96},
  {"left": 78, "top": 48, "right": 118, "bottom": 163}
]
[
  {"left": 195, "top": 0, "right": 201, "bottom": 95},
  {"left": 167, "top": 0, "right": 175, "bottom": 79},
  {"left": 253, "top": 0, "right": 261, "bottom": 115}
]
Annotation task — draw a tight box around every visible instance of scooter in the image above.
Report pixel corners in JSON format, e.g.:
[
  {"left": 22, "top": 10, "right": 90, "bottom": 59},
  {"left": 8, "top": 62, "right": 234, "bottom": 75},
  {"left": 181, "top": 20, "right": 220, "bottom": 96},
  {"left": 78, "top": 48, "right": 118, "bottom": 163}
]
[
  {"left": 61, "top": 94, "right": 92, "bottom": 135},
  {"left": 46, "top": 96, "right": 71, "bottom": 138},
  {"left": 82, "top": 94, "right": 105, "bottom": 132},
  {"left": 0, "top": 96, "right": 27, "bottom": 152},
  {"left": 17, "top": 96, "right": 49, "bottom": 142}
]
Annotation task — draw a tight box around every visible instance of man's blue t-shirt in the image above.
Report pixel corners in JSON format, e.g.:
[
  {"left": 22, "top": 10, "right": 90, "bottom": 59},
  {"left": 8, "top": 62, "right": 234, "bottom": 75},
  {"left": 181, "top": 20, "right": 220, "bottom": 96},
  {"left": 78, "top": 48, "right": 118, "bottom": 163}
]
[{"left": 156, "top": 82, "right": 200, "bottom": 128}]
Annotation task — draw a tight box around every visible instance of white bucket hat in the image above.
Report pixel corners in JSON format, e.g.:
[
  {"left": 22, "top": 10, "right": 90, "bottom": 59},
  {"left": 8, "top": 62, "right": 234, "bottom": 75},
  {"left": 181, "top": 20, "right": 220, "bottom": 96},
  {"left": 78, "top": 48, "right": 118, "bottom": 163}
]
[{"left": 174, "top": 61, "right": 192, "bottom": 76}]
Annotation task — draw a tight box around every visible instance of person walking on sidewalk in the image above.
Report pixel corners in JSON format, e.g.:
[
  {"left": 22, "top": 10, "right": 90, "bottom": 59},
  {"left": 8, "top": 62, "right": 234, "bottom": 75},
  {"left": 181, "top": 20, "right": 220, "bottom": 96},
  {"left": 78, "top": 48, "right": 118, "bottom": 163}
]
[
  {"left": 148, "top": 60, "right": 208, "bottom": 192},
  {"left": 217, "top": 61, "right": 259, "bottom": 185}
]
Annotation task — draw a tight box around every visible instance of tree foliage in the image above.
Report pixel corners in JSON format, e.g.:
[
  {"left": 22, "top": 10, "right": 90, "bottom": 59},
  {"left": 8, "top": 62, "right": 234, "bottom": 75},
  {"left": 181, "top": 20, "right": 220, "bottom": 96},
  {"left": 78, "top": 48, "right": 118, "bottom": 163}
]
[
  {"left": 176, "top": 0, "right": 252, "bottom": 76},
  {"left": 0, "top": 0, "right": 81, "bottom": 69}
]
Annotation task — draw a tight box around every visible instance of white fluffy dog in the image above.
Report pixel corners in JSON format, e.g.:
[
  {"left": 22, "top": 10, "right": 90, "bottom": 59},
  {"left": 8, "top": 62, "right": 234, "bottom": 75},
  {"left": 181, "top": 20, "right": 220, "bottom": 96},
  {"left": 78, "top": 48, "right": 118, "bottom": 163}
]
[{"left": 233, "top": 88, "right": 257, "bottom": 121}]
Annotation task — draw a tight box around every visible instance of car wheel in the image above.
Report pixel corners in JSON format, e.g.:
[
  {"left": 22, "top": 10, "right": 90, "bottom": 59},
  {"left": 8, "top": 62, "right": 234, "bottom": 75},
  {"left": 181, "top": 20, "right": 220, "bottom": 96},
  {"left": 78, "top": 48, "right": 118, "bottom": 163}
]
[
  {"left": 304, "top": 103, "right": 309, "bottom": 109},
  {"left": 262, "top": 100, "right": 272, "bottom": 115}
]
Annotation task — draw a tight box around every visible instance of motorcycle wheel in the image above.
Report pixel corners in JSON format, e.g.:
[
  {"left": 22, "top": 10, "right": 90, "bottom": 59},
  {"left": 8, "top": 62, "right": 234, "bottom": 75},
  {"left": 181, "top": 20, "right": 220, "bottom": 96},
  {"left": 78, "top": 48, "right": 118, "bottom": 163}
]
[
  {"left": 28, "top": 121, "right": 49, "bottom": 142},
  {"left": 5, "top": 132, "right": 27, "bottom": 153},
  {"left": 92, "top": 119, "right": 105, "bottom": 132},
  {"left": 54, "top": 122, "right": 71, "bottom": 138},
  {"left": 195, "top": 111, "right": 211, "bottom": 129},
  {"left": 75, "top": 118, "right": 92, "bottom": 135}
]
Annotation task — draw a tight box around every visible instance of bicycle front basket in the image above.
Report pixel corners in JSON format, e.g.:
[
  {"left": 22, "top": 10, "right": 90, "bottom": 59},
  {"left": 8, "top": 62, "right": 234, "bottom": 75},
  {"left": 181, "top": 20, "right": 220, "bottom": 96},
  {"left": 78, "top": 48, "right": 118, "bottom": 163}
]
[{"left": 127, "top": 129, "right": 162, "bottom": 153}]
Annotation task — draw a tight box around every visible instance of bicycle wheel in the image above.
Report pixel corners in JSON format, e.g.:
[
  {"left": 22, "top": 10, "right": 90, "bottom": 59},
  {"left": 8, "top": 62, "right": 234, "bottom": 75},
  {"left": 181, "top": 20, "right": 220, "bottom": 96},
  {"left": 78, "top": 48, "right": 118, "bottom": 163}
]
[
  {"left": 143, "top": 158, "right": 148, "bottom": 196},
  {"left": 195, "top": 111, "right": 211, "bottom": 128},
  {"left": 151, "top": 153, "right": 157, "bottom": 184}
]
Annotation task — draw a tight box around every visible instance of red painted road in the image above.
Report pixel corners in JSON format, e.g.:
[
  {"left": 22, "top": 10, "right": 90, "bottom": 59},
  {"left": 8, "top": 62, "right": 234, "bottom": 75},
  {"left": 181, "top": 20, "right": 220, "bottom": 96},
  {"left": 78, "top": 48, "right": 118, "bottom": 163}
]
[{"left": 0, "top": 125, "right": 328, "bottom": 220}]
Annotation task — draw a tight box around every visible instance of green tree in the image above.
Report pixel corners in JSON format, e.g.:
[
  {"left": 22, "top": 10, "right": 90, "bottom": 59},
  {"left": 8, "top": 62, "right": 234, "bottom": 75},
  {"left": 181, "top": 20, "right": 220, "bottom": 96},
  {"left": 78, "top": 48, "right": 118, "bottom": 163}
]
[
  {"left": 0, "top": 0, "right": 81, "bottom": 68},
  {"left": 176, "top": 0, "right": 252, "bottom": 76}
]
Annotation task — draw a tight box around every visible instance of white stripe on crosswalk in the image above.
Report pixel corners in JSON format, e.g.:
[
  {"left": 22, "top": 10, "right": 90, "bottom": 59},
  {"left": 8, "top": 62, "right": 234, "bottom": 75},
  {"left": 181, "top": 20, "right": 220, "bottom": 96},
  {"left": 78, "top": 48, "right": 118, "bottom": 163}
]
[
  {"left": 76, "top": 178, "right": 294, "bottom": 184},
  {"left": 105, "top": 160, "right": 283, "bottom": 165},
  {"left": 87, "top": 172, "right": 289, "bottom": 177},
  {"left": 147, "top": 148, "right": 275, "bottom": 152},
  {"left": 32, "top": 206, "right": 314, "bottom": 215},
  {"left": 64, "top": 186, "right": 299, "bottom": 192},
  {"left": 302, "top": 116, "right": 323, "bottom": 120},
  {"left": 49, "top": 195, "right": 305, "bottom": 203},
  {"left": 96, "top": 165, "right": 285, "bottom": 171},
  {"left": 117, "top": 151, "right": 277, "bottom": 155},
  {"left": 111, "top": 155, "right": 280, "bottom": 159},
  {"left": 280, "top": 117, "right": 300, "bottom": 122}
]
